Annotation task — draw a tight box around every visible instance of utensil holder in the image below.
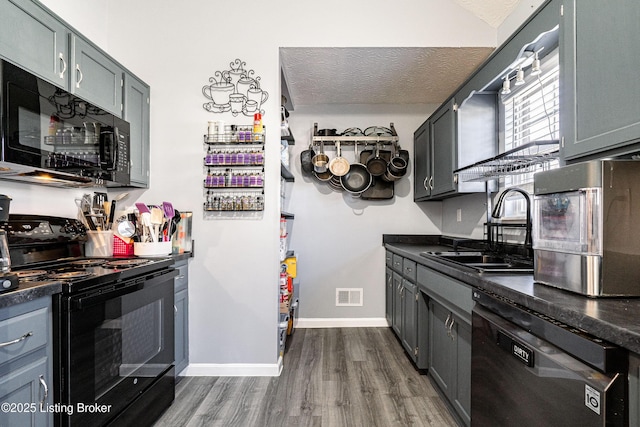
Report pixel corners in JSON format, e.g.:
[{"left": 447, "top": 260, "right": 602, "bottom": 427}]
[
  {"left": 85, "top": 231, "right": 114, "bottom": 257},
  {"left": 134, "top": 241, "right": 172, "bottom": 257}
]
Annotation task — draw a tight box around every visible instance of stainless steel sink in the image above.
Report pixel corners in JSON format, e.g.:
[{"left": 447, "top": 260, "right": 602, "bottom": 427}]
[{"left": 419, "top": 251, "right": 533, "bottom": 273}]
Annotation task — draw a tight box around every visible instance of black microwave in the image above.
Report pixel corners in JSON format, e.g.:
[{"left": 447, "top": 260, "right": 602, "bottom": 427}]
[{"left": 0, "top": 59, "right": 129, "bottom": 187}]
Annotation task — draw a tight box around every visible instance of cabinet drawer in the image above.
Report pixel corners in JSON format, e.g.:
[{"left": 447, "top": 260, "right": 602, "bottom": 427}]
[
  {"left": 417, "top": 265, "right": 473, "bottom": 321},
  {"left": 402, "top": 259, "right": 417, "bottom": 282},
  {"left": 0, "top": 307, "right": 48, "bottom": 366},
  {"left": 385, "top": 251, "right": 393, "bottom": 267},
  {"left": 173, "top": 262, "right": 189, "bottom": 291},
  {"left": 392, "top": 254, "right": 403, "bottom": 272}
]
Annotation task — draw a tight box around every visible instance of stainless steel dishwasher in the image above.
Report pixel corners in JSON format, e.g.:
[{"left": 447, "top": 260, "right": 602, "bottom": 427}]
[{"left": 471, "top": 289, "right": 627, "bottom": 426}]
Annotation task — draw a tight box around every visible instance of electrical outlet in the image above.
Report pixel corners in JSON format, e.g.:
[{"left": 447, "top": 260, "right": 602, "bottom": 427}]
[{"left": 456, "top": 209, "right": 462, "bottom": 222}]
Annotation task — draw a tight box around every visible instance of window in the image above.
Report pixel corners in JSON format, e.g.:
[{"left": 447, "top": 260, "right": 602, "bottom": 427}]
[{"left": 500, "top": 49, "right": 560, "bottom": 218}]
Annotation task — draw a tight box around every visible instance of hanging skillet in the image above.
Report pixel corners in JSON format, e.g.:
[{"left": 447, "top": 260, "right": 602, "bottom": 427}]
[
  {"left": 366, "top": 143, "right": 387, "bottom": 176},
  {"left": 341, "top": 142, "right": 372, "bottom": 196}
]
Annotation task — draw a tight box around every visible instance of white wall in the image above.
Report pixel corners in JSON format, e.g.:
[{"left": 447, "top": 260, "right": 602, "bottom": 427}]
[{"left": 28, "top": 0, "right": 505, "bottom": 372}]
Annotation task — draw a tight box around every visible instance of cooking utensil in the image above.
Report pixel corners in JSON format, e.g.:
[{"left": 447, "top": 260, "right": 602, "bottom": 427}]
[
  {"left": 135, "top": 203, "right": 151, "bottom": 242},
  {"left": 106, "top": 200, "right": 116, "bottom": 230},
  {"left": 316, "top": 128, "right": 337, "bottom": 136},
  {"left": 300, "top": 144, "right": 315, "bottom": 175},
  {"left": 150, "top": 207, "right": 164, "bottom": 243},
  {"left": 363, "top": 126, "right": 393, "bottom": 137},
  {"left": 366, "top": 143, "right": 387, "bottom": 176},
  {"left": 383, "top": 142, "right": 408, "bottom": 182},
  {"left": 162, "top": 202, "right": 175, "bottom": 241},
  {"left": 328, "top": 141, "right": 350, "bottom": 177},
  {"left": 341, "top": 142, "right": 372, "bottom": 195},
  {"left": 312, "top": 141, "right": 329, "bottom": 173}
]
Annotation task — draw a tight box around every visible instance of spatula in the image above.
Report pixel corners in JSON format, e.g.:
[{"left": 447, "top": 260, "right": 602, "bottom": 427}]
[
  {"left": 135, "top": 203, "right": 151, "bottom": 242},
  {"left": 162, "top": 202, "right": 174, "bottom": 241},
  {"left": 150, "top": 207, "right": 164, "bottom": 243}
]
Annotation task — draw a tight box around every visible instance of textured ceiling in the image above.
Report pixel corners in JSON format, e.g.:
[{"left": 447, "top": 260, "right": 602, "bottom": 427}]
[
  {"left": 281, "top": 47, "right": 494, "bottom": 107},
  {"left": 280, "top": 0, "right": 522, "bottom": 108}
]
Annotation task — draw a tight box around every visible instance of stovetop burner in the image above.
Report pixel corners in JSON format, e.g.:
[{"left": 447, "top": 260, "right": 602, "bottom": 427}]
[
  {"left": 48, "top": 271, "right": 94, "bottom": 280},
  {"left": 103, "top": 259, "right": 150, "bottom": 268},
  {"left": 15, "top": 270, "right": 49, "bottom": 281},
  {"left": 69, "top": 259, "right": 106, "bottom": 267}
]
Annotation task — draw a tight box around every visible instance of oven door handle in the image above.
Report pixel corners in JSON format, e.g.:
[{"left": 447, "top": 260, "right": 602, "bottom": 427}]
[{"left": 72, "top": 269, "right": 178, "bottom": 310}]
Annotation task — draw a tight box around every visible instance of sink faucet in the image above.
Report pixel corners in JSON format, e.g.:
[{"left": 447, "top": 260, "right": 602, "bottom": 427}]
[{"left": 491, "top": 187, "right": 532, "bottom": 250}]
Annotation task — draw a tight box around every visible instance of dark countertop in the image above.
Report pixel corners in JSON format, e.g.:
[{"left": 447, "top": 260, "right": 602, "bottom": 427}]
[
  {"left": 384, "top": 235, "right": 640, "bottom": 355},
  {"left": 0, "top": 280, "right": 62, "bottom": 309}
]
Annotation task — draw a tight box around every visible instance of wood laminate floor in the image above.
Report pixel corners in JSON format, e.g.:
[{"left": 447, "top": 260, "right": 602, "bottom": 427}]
[{"left": 154, "top": 327, "right": 458, "bottom": 427}]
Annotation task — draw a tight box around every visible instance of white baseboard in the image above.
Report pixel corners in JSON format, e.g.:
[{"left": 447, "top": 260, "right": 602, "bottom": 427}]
[
  {"left": 295, "top": 317, "right": 389, "bottom": 328},
  {"left": 182, "top": 356, "right": 283, "bottom": 377}
]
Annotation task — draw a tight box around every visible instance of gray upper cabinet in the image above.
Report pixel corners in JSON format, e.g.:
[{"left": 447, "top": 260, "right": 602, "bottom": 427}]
[
  {"left": 413, "top": 120, "right": 431, "bottom": 200},
  {"left": 0, "top": 0, "right": 69, "bottom": 88},
  {"left": 560, "top": 0, "right": 640, "bottom": 161},
  {"left": 430, "top": 99, "right": 457, "bottom": 197},
  {"left": 124, "top": 72, "right": 151, "bottom": 187},
  {"left": 70, "top": 35, "right": 124, "bottom": 117},
  {"left": 414, "top": 99, "right": 457, "bottom": 201}
]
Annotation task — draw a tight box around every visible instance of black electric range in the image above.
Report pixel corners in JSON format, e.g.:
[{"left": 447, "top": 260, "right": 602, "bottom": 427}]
[{"left": 2, "top": 214, "right": 177, "bottom": 427}]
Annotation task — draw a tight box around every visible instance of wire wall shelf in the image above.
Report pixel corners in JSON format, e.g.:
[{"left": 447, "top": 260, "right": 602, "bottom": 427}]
[{"left": 454, "top": 140, "right": 560, "bottom": 183}]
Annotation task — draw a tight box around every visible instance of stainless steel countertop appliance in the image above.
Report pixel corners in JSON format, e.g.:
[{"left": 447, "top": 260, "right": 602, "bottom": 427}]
[
  {"left": 533, "top": 159, "right": 640, "bottom": 296},
  {"left": 1, "top": 214, "right": 177, "bottom": 427},
  {"left": 472, "top": 289, "right": 627, "bottom": 426}
]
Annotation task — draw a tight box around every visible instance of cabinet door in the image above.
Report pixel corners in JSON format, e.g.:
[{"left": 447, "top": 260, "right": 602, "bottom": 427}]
[
  {"left": 415, "top": 290, "right": 429, "bottom": 370},
  {"left": 124, "top": 72, "right": 150, "bottom": 187},
  {"left": 0, "top": 357, "right": 50, "bottom": 427},
  {"left": 413, "top": 119, "right": 431, "bottom": 201},
  {"left": 392, "top": 272, "right": 403, "bottom": 337},
  {"left": 401, "top": 279, "right": 417, "bottom": 360},
  {"left": 70, "top": 35, "right": 123, "bottom": 116},
  {"left": 452, "top": 316, "right": 471, "bottom": 427},
  {"left": 0, "top": 0, "right": 69, "bottom": 88},
  {"left": 385, "top": 267, "right": 393, "bottom": 325},
  {"left": 174, "top": 288, "right": 189, "bottom": 374},
  {"left": 430, "top": 99, "right": 457, "bottom": 197},
  {"left": 561, "top": 0, "right": 640, "bottom": 160},
  {"left": 428, "top": 300, "right": 453, "bottom": 396}
]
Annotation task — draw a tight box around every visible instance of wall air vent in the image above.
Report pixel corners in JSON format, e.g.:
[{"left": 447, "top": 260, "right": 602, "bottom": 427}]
[{"left": 335, "top": 288, "right": 363, "bottom": 307}]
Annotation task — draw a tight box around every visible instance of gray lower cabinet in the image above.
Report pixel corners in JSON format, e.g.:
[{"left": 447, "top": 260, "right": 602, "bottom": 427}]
[
  {"left": 418, "top": 265, "right": 472, "bottom": 427},
  {"left": 0, "top": 297, "right": 53, "bottom": 427},
  {"left": 386, "top": 251, "right": 428, "bottom": 369},
  {"left": 124, "top": 72, "right": 151, "bottom": 187},
  {"left": 561, "top": 0, "right": 640, "bottom": 161},
  {"left": 173, "top": 259, "right": 189, "bottom": 374},
  {"left": 0, "top": 0, "right": 69, "bottom": 88}
]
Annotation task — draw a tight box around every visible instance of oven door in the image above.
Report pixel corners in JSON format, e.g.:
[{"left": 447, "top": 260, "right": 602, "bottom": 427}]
[{"left": 55, "top": 269, "right": 176, "bottom": 426}]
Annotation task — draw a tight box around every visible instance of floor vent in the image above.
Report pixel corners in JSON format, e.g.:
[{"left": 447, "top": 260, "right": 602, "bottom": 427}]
[{"left": 335, "top": 288, "right": 363, "bottom": 307}]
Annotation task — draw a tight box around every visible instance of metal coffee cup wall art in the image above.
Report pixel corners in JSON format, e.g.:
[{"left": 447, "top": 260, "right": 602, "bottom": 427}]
[{"left": 202, "top": 58, "right": 269, "bottom": 117}]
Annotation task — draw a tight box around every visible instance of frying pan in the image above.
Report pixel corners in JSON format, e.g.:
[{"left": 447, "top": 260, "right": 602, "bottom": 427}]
[
  {"left": 366, "top": 143, "right": 387, "bottom": 176},
  {"left": 341, "top": 143, "right": 372, "bottom": 195},
  {"left": 300, "top": 144, "right": 315, "bottom": 175},
  {"left": 329, "top": 141, "right": 350, "bottom": 177}
]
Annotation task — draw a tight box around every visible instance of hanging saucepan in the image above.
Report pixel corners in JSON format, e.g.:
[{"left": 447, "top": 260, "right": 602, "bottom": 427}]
[
  {"left": 313, "top": 169, "right": 333, "bottom": 182},
  {"left": 312, "top": 141, "right": 329, "bottom": 173},
  {"left": 341, "top": 142, "right": 372, "bottom": 196},
  {"left": 328, "top": 141, "right": 350, "bottom": 177},
  {"left": 366, "top": 143, "right": 387, "bottom": 176},
  {"left": 300, "top": 144, "right": 315, "bottom": 175},
  {"left": 317, "top": 128, "right": 338, "bottom": 136},
  {"left": 383, "top": 142, "right": 408, "bottom": 182}
]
